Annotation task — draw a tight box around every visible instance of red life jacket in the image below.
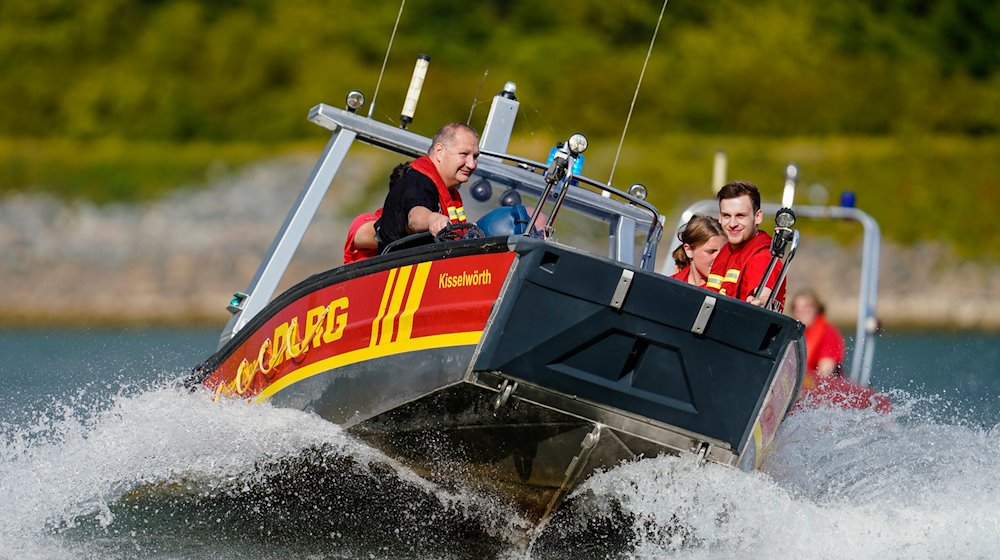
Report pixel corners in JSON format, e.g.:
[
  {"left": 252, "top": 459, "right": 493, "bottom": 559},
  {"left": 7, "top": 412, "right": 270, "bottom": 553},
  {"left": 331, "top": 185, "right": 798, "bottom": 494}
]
[
  {"left": 671, "top": 264, "right": 691, "bottom": 283},
  {"left": 343, "top": 208, "right": 382, "bottom": 265},
  {"left": 706, "top": 230, "right": 784, "bottom": 306},
  {"left": 671, "top": 264, "right": 709, "bottom": 287},
  {"left": 410, "top": 156, "right": 467, "bottom": 224},
  {"left": 802, "top": 317, "right": 828, "bottom": 389}
]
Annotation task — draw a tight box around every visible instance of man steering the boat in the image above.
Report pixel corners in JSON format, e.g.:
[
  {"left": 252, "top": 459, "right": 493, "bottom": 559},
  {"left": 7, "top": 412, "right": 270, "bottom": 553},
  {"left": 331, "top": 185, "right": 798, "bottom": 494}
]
[
  {"left": 706, "top": 180, "right": 786, "bottom": 309},
  {"left": 373, "top": 122, "right": 480, "bottom": 252}
]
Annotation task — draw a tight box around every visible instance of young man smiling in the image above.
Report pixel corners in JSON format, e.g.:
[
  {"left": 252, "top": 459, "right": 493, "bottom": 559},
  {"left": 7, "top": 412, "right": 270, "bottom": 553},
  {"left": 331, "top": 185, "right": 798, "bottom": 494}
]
[
  {"left": 374, "top": 122, "right": 480, "bottom": 253},
  {"left": 705, "top": 180, "right": 786, "bottom": 310}
]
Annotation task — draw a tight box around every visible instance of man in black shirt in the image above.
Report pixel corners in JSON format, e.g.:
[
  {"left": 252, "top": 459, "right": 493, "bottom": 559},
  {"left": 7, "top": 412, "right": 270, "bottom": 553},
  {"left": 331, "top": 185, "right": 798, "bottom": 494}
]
[{"left": 374, "top": 123, "right": 480, "bottom": 252}]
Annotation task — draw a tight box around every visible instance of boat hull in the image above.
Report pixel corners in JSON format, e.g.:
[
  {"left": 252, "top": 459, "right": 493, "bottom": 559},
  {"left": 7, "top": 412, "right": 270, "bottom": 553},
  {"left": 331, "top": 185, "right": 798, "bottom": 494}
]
[{"left": 194, "top": 237, "right": 804, "bottom": 525}]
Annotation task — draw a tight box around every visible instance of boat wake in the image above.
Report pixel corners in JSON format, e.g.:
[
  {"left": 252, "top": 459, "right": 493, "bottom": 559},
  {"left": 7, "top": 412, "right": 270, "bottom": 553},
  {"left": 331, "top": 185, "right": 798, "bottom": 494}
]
[
  {"left": 0, "top": 377, "right": 525, "bottom": 560},
  {"left": 2, "top": 378, "right": 998, "bottom": 560},
  {"left": 532, "top": 391, "right": 1000, "bottom": 559}
]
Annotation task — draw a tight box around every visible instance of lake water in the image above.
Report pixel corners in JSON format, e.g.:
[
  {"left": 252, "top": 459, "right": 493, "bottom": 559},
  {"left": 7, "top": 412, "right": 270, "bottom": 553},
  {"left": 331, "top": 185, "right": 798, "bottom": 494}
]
[{"left": 1, "top": 327, "right": 998, "bottom": 559}]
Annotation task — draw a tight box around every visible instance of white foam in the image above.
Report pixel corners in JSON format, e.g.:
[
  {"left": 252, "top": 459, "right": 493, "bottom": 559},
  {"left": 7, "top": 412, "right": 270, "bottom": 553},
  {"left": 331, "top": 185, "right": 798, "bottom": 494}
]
[
  {"left": 0, "top": 376, "right": 533, "bottom": 558},
  {"left": 1, "top": 387, "right": 317, "bottom": 539},
  {"left": 568, "top": 400, "right": 1000, "bottom": 559},
  {"left": 4, "top": 380, "right": 998, "bottom": 559}
]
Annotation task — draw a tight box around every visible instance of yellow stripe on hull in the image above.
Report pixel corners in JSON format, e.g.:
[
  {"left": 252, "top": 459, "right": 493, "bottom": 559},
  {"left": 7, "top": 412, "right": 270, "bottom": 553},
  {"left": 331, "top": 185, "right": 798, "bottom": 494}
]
[{"left": 254, "top": 331, "right": 483, "bottom": 401}]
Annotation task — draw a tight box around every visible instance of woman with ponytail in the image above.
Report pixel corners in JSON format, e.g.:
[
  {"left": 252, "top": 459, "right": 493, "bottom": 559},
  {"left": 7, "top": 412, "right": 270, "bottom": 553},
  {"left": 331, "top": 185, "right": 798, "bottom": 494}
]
[{"left": 670, "top": 214, "right": 725, "bottom": 287}]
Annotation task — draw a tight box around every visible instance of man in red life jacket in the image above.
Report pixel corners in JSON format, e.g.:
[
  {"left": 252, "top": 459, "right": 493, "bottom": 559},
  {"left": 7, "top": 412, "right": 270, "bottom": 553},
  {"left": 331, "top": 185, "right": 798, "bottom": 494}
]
[
  {"left": 374, "top": 122, "right": 479, "bottom": 253},
  {"left": 706, "top": 180, "right": 786, "bottom": 310}
]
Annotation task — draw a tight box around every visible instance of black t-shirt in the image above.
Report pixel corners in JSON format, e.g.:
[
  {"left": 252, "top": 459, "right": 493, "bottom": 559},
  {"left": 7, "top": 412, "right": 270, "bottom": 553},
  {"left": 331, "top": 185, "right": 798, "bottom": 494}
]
[{"left": 374, "top": 168, "right": 440, "bottom": 252}]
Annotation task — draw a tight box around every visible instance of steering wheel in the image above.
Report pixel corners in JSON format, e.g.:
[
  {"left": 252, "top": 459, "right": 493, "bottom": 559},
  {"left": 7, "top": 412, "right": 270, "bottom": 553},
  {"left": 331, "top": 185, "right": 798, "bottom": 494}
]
[
  {"left": 434, "top": 222, "right": 485, "bottom": 243},
  {"left": 380, "top": 231, "right": 432, "bottom": 255}
]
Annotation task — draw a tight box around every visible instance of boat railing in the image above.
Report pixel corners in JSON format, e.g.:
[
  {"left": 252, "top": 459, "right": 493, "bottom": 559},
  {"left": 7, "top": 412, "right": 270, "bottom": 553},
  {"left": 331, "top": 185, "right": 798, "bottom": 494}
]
[
  {"left": 667, "top": 200, "right": 882, "bottom": 386},
  {"left": 309, "top": 103, "right": 664, "bottom": 270}
]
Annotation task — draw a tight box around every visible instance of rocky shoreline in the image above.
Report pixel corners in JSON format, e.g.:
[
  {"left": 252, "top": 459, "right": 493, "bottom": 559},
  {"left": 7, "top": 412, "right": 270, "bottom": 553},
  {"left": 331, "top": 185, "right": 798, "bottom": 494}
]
[{"left": 2, "top": 154, "right": 997, "bottom": 331}]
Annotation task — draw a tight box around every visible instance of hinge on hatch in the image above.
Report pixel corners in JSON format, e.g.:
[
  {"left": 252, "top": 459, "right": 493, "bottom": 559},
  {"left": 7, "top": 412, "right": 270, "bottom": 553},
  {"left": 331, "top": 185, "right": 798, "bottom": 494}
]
[
  {"left": 690, "top": 295, "right": 716, "bottom": 335},
  {"left": 610, "top": 269, "right": 634, "bottom": 310}
]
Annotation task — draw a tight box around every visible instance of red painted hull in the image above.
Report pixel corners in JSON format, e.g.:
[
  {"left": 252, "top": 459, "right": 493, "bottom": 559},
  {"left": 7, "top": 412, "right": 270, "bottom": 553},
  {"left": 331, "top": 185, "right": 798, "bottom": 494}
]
[{"left": 203, "top": 251, "right": 516, "bottom": 402}]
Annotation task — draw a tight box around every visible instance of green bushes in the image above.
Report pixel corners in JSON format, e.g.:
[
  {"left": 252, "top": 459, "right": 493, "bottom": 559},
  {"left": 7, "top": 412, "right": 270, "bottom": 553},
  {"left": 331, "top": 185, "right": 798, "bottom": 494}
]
[{"left": 1, "top": 0, "right": 997, "bottom": 140}]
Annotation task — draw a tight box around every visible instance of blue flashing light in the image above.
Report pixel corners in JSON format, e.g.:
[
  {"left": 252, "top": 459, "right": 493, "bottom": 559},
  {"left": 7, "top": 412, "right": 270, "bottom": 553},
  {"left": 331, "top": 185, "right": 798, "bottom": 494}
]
[
  {"left": 839, "top": 191, "right": 856, "bottom": 208},
  {"left": 546, "top": 144, "right": 585, "bottom": 175}
]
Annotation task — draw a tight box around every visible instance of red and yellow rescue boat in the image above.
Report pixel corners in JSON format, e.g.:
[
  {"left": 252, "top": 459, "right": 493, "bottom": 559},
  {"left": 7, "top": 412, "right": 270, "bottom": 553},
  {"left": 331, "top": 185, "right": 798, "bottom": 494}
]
[{"left": 190, "top": 83, "right": 806, "bottom": 529}]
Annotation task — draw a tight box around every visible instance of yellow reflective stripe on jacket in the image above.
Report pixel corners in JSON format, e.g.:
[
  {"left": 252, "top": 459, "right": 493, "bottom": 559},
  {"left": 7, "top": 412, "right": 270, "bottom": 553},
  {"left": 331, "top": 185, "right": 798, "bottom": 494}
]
[
  {"left": 706, "top": 274, "right": 724, "bottom": 290},
  {"left": 723, "top": 268, "right": 740, "bottom": 283},
  {"left": 447, "top": 205, "right": 468, "bottom": 223}
]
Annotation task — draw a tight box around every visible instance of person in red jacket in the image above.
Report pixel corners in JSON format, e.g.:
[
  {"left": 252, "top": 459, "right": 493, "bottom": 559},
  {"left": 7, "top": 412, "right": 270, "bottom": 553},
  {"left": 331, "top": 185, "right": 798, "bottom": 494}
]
[
  {"left": 342, "top": 163, "right": 410, "bottom": 265},
  {"left": 705, "top": 180, "right": 786, "bottom": 310},
  {"left": 342, "top": 209, "right": 382, "bottom": 265},
  {"left": 790, "top": 290, "right": 845, "bottom": 388},
  {"left": 670, "top": 214, "right": 725, "bottom": 287}
]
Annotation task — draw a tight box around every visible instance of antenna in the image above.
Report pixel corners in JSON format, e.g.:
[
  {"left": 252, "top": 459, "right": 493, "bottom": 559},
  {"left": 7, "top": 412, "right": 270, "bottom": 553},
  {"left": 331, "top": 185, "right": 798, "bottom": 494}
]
[
  {"left": 467, "top": 69, "right": 490, "bottom": 124},
  {"left": 368, "top": 0, "right": 408, "bottom": 119},
  {"left": 607, "top": 0, "right": 670, "bottom": 186}
]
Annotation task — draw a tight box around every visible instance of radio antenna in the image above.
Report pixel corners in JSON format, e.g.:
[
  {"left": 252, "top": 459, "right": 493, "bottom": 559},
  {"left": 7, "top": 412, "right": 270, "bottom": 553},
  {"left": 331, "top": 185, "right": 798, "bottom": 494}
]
[
  {"left": 607, "top": 0, "right": 669, "bottom": 186},
  {"left": 467, "top": 69, "right": 490, "bottom": 124},
  {"left": 368, "top": 0, "right": 408, "bottom": 119}
]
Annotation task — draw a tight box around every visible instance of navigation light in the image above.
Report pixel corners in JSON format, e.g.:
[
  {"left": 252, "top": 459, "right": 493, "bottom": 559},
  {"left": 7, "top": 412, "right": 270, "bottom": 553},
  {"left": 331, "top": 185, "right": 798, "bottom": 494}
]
[
  {"left": 345, "top": 90, "right": 365, "bottom": 113},
  {"left": 775, "top": 207, "right": 796, "bottom": 229},
  {"left": 567, "top": 133, "right": 588, "bottom": 156},
  {"left": 501, "top": 81, "right": 517, "bottom": 100}
]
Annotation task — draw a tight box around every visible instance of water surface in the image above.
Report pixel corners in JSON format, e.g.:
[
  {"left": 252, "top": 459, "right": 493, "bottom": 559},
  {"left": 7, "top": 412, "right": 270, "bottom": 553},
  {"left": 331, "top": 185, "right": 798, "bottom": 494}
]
[{"left": 1, "top": 327, "right": 997, "bottom": 559}]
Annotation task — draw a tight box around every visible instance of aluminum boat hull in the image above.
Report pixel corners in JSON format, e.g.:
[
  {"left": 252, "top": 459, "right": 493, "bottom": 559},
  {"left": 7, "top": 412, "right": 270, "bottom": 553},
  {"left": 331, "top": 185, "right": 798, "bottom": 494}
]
[{"left": 193, "top": 236, "right": 804, "bottom": 525}]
